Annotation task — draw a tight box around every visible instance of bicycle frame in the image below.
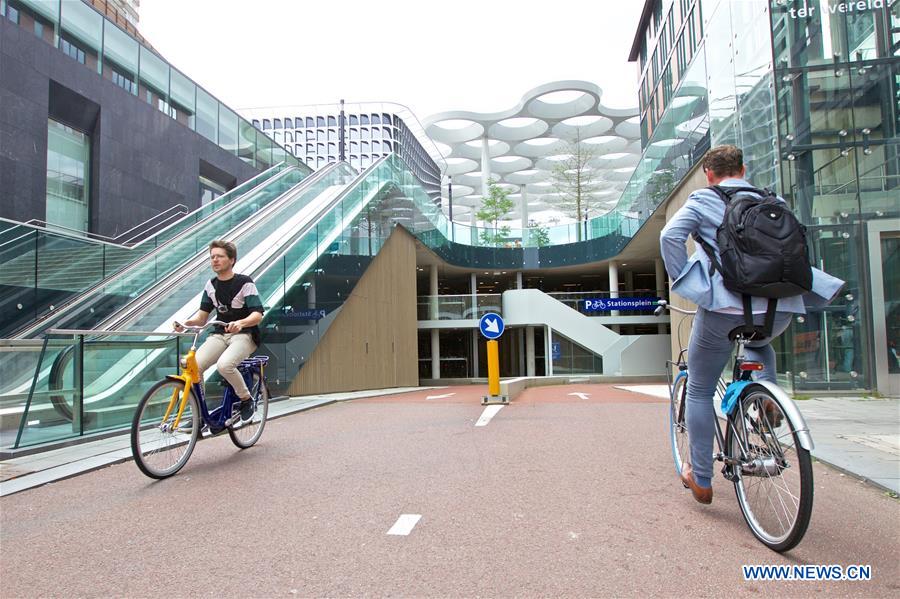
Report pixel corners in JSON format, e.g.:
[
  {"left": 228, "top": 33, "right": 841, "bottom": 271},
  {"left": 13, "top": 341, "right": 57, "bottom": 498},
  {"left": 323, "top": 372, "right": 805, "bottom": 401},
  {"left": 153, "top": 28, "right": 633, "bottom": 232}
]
[{"left": 164, "top": 321, "right": 266, "bottom": 434}]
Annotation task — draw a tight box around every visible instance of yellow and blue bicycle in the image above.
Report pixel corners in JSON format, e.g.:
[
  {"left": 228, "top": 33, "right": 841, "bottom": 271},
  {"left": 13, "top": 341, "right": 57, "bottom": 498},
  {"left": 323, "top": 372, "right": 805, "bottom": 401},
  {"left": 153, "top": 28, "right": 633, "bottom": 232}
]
[{"left": 130, "top": 320, "right": 269, "bottom": 479}]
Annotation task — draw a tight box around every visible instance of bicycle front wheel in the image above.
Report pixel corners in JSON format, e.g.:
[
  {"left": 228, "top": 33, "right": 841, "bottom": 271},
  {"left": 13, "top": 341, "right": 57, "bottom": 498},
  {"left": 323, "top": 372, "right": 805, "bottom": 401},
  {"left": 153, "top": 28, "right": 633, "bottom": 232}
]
[
  {"left": 131, "top": 379, "right": 200, "bottom": 479},
  {"left": 726, "top": 385, "right": 813, "bottom": 552},
  {"left": 669, "top": 371, "right": 690, "bottom": 476},
  {"left": 228, "top": 371, "right": 268, "bottom": 449}
]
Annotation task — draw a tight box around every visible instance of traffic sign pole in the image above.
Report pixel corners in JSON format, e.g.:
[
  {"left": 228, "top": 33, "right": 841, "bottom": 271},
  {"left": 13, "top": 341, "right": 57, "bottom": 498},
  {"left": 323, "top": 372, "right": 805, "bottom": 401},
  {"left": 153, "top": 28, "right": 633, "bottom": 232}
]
[
  {"left": 487, "top": 340, "right": 500, "bottom": 396},
  {"left": 478, "top": 312, "right": 508, "bottom": 405}
]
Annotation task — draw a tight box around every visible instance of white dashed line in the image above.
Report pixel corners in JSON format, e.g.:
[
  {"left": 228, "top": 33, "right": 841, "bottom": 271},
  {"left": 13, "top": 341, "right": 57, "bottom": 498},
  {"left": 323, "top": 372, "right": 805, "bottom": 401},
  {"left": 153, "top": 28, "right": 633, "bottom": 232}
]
[
  {"left": 387, "top": 514, "right": 422, "bottom": 536},
  {"left": 475, "top": 405, "right": 504, "bottom": 427},
  {"left": 425, "top": 393, "right": 456, "bottom": 400}
]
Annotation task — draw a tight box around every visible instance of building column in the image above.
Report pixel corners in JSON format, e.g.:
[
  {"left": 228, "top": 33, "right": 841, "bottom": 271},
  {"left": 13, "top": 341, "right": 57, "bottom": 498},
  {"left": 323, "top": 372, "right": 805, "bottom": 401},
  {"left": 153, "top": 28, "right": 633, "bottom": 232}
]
[
  {"left": 608, "top": 261, "right": 620, "bottom": 325},
  {"left": 429, "top": 265, "right": 439, "bottom": 319},
  {"left": 655, "top": 258, "right": 667, "bottom": 334},
  {"left": 521, "top": 184, "right": 529, "bottom": 229},
  {"left": 431, "top": 329, "right": 440, "bottom": 380},
  {"left": 481, "top": 135, "right": 492, "bottom": 199},
  {"left": 471, "top": 272, "right": 479, "bottom": 378},
  {"left": 526, "top": 325, "right": 536, "bottom": 376},
  {"left": 546, "top": 326, "right": 554, "bottom": 376},
  {"left": 516, "top": 271, "right": 524, "bottom": 289},
  {"left": 625, "top": 270, "right": 634, "bottom": 294}
]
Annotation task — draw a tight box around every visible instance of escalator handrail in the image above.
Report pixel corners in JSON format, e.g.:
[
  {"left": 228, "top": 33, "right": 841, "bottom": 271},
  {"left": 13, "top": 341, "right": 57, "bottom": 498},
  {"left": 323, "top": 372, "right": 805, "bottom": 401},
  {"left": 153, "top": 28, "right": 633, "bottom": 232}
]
[
  {"left": 93, "top": 163, "right": 347, "bottom": 333},
  {"left": 11, "top": 166, "right": 300, "bottom": 339}
]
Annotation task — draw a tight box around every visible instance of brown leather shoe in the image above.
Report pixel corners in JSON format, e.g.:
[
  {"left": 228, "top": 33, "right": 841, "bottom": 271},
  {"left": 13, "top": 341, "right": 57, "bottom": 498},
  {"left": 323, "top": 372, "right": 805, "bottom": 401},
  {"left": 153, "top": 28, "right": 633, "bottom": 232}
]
[{"left": 681, "top": 465, "right": 713, "bottom": 504}]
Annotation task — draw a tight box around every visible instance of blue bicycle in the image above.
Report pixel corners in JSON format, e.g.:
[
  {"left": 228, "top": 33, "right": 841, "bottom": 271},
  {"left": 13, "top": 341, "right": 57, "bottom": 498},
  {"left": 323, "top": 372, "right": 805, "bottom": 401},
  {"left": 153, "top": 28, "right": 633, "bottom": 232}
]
[
  {"left": 130, "top": 320, "right": 270, "bottom": 479},
  {"left": 656, "top": 300, "right": 814, "bottom": 552}
]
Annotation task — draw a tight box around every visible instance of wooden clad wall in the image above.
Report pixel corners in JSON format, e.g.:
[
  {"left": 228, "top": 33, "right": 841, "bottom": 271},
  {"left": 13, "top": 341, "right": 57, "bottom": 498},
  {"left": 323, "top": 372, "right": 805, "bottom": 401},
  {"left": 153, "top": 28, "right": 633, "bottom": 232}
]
[
  {"left": 288, "top": 227, "right": 419, "bottom": 395},
  {"left": 663, "top": 161, "right": 707, "bottom": 362}
]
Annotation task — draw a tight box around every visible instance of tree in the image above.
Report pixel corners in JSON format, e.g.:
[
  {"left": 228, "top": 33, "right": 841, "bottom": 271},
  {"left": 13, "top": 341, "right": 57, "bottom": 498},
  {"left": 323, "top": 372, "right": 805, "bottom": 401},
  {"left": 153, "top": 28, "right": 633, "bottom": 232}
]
[
  {"left": 476, "top": 181, "right": 514, "bottom": 246},
  {"left": 526, "top": 219, "right": 550, "bottom": 247},
  {"left": 549, "top": 127, "right": 604, "bottom": 241}
]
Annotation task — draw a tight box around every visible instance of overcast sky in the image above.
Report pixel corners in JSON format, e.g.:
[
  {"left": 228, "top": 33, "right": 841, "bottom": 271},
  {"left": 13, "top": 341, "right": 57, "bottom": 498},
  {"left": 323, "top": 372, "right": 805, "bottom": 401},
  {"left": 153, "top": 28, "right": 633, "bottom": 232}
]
[{"left": 139, "top": 0, "right": 645, "bottom": 124}]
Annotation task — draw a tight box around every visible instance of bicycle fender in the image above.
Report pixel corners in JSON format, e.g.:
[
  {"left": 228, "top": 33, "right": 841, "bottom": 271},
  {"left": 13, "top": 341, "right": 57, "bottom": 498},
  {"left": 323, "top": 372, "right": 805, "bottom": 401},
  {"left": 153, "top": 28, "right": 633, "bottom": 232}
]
[
  {"left": 752, "top": 380, "right": 814, "bottom": 451},
  {"left": 166, "top": 374, "right": 189, "bottom": 384}
]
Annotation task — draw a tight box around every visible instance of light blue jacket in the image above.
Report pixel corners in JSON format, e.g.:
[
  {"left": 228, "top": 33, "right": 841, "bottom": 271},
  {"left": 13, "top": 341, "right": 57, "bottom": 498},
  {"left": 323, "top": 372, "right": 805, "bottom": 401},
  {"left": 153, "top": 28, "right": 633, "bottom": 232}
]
[{"left": 659, "top": 178, "right": 845, "bottom": 314}]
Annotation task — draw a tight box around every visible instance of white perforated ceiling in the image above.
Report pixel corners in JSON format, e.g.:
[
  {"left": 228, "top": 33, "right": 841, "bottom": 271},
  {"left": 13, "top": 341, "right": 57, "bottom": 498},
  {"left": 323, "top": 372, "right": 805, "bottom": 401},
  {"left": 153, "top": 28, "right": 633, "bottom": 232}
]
[{"left": 424, "top": 81, "right": 641, "bottom": 226}]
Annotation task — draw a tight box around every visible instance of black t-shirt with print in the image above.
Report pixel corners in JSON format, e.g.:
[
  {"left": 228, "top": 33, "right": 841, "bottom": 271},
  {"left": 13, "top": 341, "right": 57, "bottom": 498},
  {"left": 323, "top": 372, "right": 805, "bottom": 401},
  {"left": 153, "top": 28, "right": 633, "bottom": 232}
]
[{"left": 199, "top": 274, "right": 265, "bottom": 345}]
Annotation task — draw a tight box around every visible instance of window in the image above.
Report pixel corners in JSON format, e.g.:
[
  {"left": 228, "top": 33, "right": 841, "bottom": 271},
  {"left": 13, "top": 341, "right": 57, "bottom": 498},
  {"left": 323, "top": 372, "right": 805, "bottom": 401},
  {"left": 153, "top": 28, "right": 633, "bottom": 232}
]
[
  {"left": 274, "top": 118, "right": 282, "bottom": 129},
  {"left": 60, "top": 37, "right": 86, "bottom": 64},
  {"left": 350, "top": 115, "right": 359, "bottom": 125},
  {"left": 382, "top": 140, "right": 391, "bottom": 152},
  {"left": 263, "top": 119, "right": 272, "bottom": 130},
  {"left": 285, "top": 131, "right": 293, "bottom": 142},
  {"left": 317, "top": 142, "right": 325, "bottom": 154},
  {"left": 306, "top": 143, "right": 314, "bottom": 154},
  {"left": 372, "top": 140, "right": 381, "bottom": 153},
  {"left": 285, "top": 117, "right": 293, "bottom": 129},
  {"left": 305, "top": 130, "right": 314, "bottom": 141},
  {"left": 328, "top": 142, "right": 336, "bottom": 155},
  {"left": 349, "top": 128, "right": 359, "bottom": 140},
  {"left": 360, "top": 114, "right": 369, "bottom": 125},
  {"left": 5, "top": 3, "right": 19, "bottom": 24},
  {"left": 361, "top": 141, "right": 370, "bottom": 152},
  {"left": 350, "top": 141, "right": 359, "bottom": 153},
  {"left": 327, "top": 115, "right": 337, "bottom": 126},
  {"left": 316, "top": 116, "right": 325, "bottom": 127},
  {"left": 370, "top": 127, "right": 380, "bottom": 139},
  {"left": 328, "top": 129, "right": 337, "bottom": 141},
  {"left": 371, "top": 114, "right": 381, "bottom": 124},
  {"left": 252, "top": 119, "right": 260, "bottom": 128},
  {"left": 317, "top": 130, "right": 326, "bottom": 142},
  {"left": 111, "top": 69, "right": 136, "bottom": 94},
  {"left": 46, "top": 119, "right": 90, "bottom": 234}
]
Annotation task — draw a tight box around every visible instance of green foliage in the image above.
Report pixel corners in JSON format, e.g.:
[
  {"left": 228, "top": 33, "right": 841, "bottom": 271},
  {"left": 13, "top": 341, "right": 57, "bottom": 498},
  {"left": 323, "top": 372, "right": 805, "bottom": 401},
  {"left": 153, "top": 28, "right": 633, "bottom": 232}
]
[
  {"left": 527, "top": 219, "right": 550, "bottom": 247},
  {"left": 476, "top": 182, "right": 515, "bottom": 246}
]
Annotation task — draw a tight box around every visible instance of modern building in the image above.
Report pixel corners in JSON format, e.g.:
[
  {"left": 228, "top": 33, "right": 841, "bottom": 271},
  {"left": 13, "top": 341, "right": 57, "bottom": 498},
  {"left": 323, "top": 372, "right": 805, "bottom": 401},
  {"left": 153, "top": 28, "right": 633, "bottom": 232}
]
[
  {"left": 243, "top": 102, "right": 444, "bottom": 203},
  {"left": 423, "top": 82, "right": 643, "bottom": 232},
  {"left": 0, "top": 0, "right": 302, "bottom": 238},
  {"left": 629, "top": 0, "right": 899, "bottom": 396}
]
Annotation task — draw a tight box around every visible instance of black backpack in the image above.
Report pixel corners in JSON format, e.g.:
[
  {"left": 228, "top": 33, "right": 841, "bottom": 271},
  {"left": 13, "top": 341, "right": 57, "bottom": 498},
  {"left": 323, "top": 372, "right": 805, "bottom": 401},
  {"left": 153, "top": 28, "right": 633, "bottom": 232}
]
[{"left": 693, "top": 185, "right": 813, "bottom": 337}]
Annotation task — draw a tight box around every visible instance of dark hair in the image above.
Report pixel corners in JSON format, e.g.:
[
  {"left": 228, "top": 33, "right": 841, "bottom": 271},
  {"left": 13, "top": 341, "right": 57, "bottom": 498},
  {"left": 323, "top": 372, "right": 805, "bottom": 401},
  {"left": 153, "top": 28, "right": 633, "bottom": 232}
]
[
  {"left": 209, "top": 239, "right": 237, "bottom": 262},
  {"left": 702, "top": 145, "right": 744, "bottom": 177}
]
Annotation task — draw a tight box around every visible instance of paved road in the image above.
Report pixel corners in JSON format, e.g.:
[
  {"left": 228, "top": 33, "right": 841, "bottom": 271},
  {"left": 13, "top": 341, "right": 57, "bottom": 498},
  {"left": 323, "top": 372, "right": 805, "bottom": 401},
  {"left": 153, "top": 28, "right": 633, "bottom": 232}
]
[{"left": 2, "top": 385, "right": 898, "bottom": 597}]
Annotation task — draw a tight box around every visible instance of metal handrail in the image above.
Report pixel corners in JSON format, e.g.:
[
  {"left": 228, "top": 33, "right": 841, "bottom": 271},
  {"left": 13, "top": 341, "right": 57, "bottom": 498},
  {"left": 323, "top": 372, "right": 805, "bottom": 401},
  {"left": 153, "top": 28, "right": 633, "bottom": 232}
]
[
  {"left": 23, "top": 203, "right": 189, "bottom": 245},
  {"left": 9, "top": 166, "right": 300, "bottom": 339},
  {"left": 45, "top": 328, "right": 192, "bottom": 337}
]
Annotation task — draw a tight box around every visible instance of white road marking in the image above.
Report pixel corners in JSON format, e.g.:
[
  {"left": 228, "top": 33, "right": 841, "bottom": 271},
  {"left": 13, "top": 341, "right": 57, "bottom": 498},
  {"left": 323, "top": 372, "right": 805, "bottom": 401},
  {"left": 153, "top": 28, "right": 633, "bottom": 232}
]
[
  {"left": 614, "top": 385, "right": 671, "bottom": 399},
  {"left": 425, "top": 393, "right": 456, "bottom": 400},
  {"left": 568, "top": 392, "right": 590, "bottom": 400},
  {"left": 475, "top": 405, "right": 504, "bottom": 427},
  {"left": 387, "top": 514, "right": 422, "bottom": 536}
]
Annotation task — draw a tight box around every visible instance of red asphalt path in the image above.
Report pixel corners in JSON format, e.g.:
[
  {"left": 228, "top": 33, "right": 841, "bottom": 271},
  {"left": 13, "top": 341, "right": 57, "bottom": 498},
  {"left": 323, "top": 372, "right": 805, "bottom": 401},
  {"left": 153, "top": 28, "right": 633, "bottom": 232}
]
[{"left": 1, "top": 384, "right": 898, "bottom": 597}]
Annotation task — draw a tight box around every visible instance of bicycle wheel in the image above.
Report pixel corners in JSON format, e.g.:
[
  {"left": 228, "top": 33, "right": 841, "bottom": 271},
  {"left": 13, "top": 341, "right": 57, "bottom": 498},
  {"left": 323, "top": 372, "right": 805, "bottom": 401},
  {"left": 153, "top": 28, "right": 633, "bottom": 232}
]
[
  {"left": 131, "top": 379, "right": 200, "bottom": 479},
  {"left": 228, "top": 371, "right": 268, "bottom": 449},
  {"left": 669, "top": 371, "right": 690, "bottom": 476},
  {"left": 725, "top": 385, "right": 813, "bottom": 552}
]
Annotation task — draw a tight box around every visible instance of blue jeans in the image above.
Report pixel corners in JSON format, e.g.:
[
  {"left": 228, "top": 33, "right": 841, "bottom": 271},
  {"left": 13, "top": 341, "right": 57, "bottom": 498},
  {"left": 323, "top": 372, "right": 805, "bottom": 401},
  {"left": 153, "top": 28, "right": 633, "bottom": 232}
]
[{"left": 686, "top": 308, "right": 792, "bottom": 484}]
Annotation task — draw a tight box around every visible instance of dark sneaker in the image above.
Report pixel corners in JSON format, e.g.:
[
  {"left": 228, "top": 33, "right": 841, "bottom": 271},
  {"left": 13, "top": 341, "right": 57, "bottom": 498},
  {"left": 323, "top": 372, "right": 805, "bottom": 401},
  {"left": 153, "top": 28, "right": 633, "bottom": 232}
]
[{"left": 240, "top": 399, "right": 254, "bottom": 422}]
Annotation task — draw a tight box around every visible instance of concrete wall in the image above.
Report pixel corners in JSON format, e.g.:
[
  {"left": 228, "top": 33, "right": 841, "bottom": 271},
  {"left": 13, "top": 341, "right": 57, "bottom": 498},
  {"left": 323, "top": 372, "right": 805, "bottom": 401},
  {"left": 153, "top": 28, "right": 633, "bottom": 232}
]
[{"left": 0, "top": 18, "right": 258, "bottom": 237}]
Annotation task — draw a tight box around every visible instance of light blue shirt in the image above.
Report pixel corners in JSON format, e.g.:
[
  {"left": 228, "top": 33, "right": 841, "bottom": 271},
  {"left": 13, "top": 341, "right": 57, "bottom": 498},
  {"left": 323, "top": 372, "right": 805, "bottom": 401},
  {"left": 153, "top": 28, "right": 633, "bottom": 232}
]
[{"left": 659, "top": 178, "right": 845, "bottom": 314}]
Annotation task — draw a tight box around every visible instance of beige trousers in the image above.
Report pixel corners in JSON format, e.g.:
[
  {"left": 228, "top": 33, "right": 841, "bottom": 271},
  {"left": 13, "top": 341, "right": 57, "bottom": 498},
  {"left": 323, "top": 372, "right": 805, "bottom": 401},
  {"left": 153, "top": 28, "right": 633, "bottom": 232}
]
[{"left": 194, "top": 332, "right": 257, "bottom": 399}]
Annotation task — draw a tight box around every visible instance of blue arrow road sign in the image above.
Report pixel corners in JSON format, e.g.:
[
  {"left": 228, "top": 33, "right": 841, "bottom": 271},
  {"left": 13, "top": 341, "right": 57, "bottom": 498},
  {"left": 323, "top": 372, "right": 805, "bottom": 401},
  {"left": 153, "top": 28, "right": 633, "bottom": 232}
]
[{"left": 479, "top": 312, "right": 504, "bottom": 340}]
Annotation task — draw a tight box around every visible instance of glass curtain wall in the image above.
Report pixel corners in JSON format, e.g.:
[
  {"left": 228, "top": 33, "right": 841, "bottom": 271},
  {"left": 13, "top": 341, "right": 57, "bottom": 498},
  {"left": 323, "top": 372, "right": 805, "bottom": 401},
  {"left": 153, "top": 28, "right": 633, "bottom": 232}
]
[
  {"left": 46, "top": 118, "right": 90, "bottom": 234},
  {"left": 770, "top": 0, "right": 900, "bottom": 392}
]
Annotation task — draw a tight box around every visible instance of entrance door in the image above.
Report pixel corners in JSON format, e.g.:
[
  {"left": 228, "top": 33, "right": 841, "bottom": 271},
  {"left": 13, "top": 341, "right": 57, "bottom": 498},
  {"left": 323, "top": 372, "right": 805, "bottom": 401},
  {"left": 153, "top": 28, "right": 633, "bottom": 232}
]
[{"left": 869, "top": 221, "right": 900, "bottom": 397}]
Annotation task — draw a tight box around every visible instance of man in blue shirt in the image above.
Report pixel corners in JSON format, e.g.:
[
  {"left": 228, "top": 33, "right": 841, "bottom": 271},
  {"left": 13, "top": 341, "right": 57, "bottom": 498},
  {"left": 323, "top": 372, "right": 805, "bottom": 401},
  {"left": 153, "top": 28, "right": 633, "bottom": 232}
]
[{"left": 660, "top": 145, "right": 843, "bottom": 504}]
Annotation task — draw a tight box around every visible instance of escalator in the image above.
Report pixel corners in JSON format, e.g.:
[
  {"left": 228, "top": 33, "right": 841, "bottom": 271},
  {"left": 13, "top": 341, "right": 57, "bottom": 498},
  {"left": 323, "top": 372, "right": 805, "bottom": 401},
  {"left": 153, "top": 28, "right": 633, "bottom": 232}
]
[
  {"left": 0, "top": 161, "right": 308, "bottom": 338},
  {"left": 4, "top": 154, "right": 457, "bottom": 449}
]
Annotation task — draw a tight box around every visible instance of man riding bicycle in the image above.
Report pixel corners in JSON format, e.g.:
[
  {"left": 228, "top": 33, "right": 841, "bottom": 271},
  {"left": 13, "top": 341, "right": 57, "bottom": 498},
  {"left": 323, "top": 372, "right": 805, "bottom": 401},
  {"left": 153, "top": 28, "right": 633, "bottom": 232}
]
[
  {"left": 659, "top": 145, "right": 843, "bottom": 504},
  {"left": 174, "top": 240, "right": 264, "bottom": 423}
]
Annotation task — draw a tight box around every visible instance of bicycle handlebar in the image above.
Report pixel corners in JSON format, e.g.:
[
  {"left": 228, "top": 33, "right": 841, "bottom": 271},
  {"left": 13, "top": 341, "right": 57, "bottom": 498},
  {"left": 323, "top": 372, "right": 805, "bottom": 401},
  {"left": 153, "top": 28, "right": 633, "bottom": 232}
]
[
  {"left": 654, "top": 300, "right": 697, "bottom": 317},
  {"left": 172, "top": 319, "right": 229, "bottom": 333}
]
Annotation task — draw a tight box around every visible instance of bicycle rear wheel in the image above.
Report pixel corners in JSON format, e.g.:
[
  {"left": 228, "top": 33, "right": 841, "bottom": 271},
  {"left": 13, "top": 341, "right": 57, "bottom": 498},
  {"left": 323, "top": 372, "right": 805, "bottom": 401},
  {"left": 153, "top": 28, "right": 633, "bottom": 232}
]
[
  {"left": 669, "top": 371, "right": 690, "bottom": 476},
  {"left": 726, "top": 385, "right": 813, "bottom": 552},
  {"left": 131, "top": 379, "right": 200, "bottom": 479},
  {"left": 228, "top": 371, "right": 268, "bottom": 449}
]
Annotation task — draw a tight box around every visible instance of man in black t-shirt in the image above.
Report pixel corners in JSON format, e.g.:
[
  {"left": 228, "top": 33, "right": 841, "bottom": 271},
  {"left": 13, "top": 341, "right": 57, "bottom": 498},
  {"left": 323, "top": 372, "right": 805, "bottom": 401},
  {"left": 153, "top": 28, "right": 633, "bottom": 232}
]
[{"left": 175, "top": 240, "right": 264, "bottom": 421}]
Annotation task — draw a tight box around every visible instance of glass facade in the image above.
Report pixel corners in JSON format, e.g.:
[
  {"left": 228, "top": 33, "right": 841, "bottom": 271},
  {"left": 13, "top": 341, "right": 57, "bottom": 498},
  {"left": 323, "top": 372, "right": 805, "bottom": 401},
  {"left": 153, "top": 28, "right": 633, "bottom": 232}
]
[
  {"left": 46, "top": 118, "right": 90, "bottom": 233},
  {"left": 4, "top": 0, "right": 301, "bottom": 171},
  {"left": 631, "top": 0, "right": 900, "bottom": 394},
  {"left": 770, "top": 0, "right": 900, "bottom": 394}
]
